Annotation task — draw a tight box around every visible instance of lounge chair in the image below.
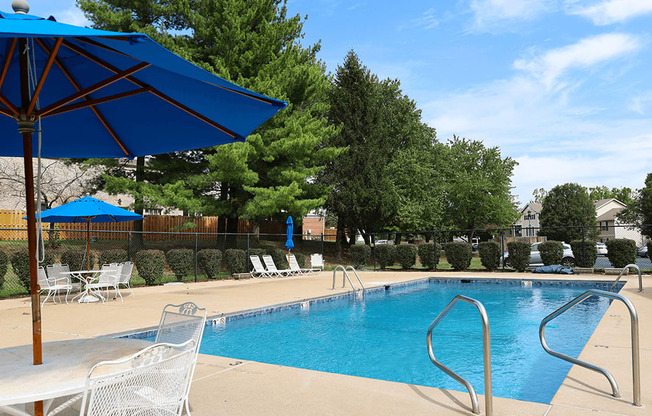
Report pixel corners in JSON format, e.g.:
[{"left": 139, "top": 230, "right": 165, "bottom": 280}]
[
  {"left": 262, "top": 255, "right": 293, "bottom": 277},
  {"left": 310, "top": 253, "right": 324, "bottom": 271},
  {"left": 250, "top": 255, "right": 273, "bottom": 278},
  {"left": 79, "top": 340, "right": 196, "bottom": 416},
  {"left": 287, "top": 254, "right": 320, "bottom": 275},
  {"left": 37, "top": 266, "right": 72, "bottom": 306},
  {"left": 155, "top": 302, "right": 207, "bottom": 416}
]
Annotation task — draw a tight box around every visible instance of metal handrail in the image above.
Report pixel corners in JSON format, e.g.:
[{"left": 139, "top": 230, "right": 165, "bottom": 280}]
[
  {"left": 609, "top": 264, "right": 643, "bottom": 293},
  {"left": 539, "top": 289, "right": 640, "bottom": 406},
  {"left": 427, "top": 295, "right": 492, "bottom": 415},
  {"left": 331, "top": 265, "right": 365, "bottom": 298}
]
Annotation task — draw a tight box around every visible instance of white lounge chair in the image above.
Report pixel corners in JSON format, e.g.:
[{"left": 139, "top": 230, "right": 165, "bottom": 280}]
[
  {"left": 79, "top": 340, "right": 196, "bottom": 416},
  {"left": 116, "top": 261, "right": 134, "bottom": 300},
  {"left": 287, "top": 254, "right": 319, "bottom": 275},
  {"left": 250, "top": 255, "right": 273, "bottom": 278},
  {"left": 38, "top": 266, "right": 72, "bottom": 306},
  {"left": 155, "top": 302, "right": 207, "bottom": 416},
  {"left": 262, "top": 255, "right": 293, "bottom": 277},
  {"left": 310, "top": 253, "right": 324, "bottom": 271}
]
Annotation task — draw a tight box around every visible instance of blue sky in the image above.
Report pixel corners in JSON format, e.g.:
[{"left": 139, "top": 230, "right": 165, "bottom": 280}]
[{"left": 28, "top": 0, "right": 652, "bottom": 205}]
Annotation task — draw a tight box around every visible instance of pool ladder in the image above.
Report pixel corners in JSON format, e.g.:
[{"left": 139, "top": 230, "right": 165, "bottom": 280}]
[
  {"left": 427, "top": 295, "right": 493, "bottom": 415},
  {"left": 540, "top": 289, "right": 641, "bottom": 406},
  {"left": 609, "top": 263, "right": 643, "bottom": 293},
  {"left": 332, "top": 265, "right": 365, "bottom": 299}
]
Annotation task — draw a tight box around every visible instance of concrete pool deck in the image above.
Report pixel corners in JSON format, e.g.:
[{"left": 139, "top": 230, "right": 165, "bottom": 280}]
[{"left": 0, "top": 270, "right": 650, "bottom": 415}]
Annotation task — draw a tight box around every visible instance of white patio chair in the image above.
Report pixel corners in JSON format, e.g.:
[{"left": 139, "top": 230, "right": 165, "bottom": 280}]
[
  {"left": 287, "top": 254, "right": 319, "bottom": 275},
  {"left": 262, "top": 255, "right": 293, "bottom": 277},
  {"left": 85, "top": 263, "right": 121, "bottom": 303},
  {"left": 310, "top": 253, "right": 324, "bottom": 271},
  {"left": 38, "top": 266, "right": 72, "bottom": 306},
  {"left": 78, "top": 340, "right": 196, "bottom": 416},
  {"left": 116, "top": 261, "right": 135, "bottom": 300},
  {"left": 250, "top": 255, "right": 272, "bottom": 278},
  {"left": 47, "top": 263, "right": 80, "bottom": 292},
  {"left": 155, "top": 302, "right": 207, "bottom": 416}
]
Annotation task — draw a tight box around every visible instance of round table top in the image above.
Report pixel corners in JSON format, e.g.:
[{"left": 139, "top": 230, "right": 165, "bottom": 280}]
[{"left": 0, "top": 337, "right": 153, "bottom": 406}]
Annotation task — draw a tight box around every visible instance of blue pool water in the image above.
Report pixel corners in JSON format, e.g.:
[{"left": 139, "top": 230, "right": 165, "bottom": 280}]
[{"left": 148, "top": 279, "right": 618, "bottom": 404}]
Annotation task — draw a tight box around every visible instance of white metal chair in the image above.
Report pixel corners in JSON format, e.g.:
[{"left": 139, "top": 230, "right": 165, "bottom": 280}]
[
  {"left": 155, "top": 302, "right": 207, "bottom": 416},
  {"left": 85, "top": 263, "right": 122, "bottom": 303},
  {"left": 37, "top": 266, "right": 72, "bottom": 306},
  {"left": 287, "top": 254, "right": 319, "bottom": 275},
  {"left": 78, "top": 340, "right": 196, "bottom": 416},
  {"left": 116, "top": 261, "right": 135, "bottom": 300},
  {"left": 262, "top": 255, "right": 293, "bottom": 277},
  {"left": 47, "top": 263, "right": 80, "bottom": 292},
  {"left": 250, "top": 255, "right": 272, "bottom": 278},
  {"left": 310, "top": 253, "right": 324, "bottom": 271}
]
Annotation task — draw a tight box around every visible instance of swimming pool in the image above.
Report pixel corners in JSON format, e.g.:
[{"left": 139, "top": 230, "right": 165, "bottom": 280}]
[{"left": 151, "top": 278, "right": 620, "bottom": 404}]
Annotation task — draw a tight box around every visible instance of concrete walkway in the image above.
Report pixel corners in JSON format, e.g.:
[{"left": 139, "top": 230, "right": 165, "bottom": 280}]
[{"left": 0, "top": 270, "right": 649, "bottom": 415}]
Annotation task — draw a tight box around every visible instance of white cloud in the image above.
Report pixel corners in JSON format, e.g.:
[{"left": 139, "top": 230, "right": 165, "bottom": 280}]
[
  {"left": 570, "top": 0, "right": 652, "bottom": 25},
  {"left": 470, "top": 0, "right": 551, "bottom": 30},
  {"left": 413, "top": 8, "right": 439, "bottom": 29},
  {"left": 54, "top": 8, "right": 91, "bottom": 27},
  {"left": 629, "top": 90, "right": 652, "bottom": 114},
  {"left": 513, "top": 33, "right": 642, "bottom": 89}
]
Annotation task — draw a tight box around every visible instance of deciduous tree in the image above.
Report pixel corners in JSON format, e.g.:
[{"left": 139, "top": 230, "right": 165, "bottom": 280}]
[
  {"left": 617, "top": 173, "right": 652, "bottom": 239},
  {"left": 539, "top": 183, "right": 598, "bottom": 242}
]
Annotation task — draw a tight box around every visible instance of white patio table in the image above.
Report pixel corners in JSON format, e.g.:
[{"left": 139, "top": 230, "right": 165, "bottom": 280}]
[
  {"left": 0, "top": 338, "right": 153, "bottom": 415},
  {"left": 59, "top": 270, "right": 102, "bottom": 303}
]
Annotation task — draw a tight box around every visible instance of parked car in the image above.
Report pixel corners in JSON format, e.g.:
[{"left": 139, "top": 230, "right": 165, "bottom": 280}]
[
  {"left": 375, "top": 239, "right": 394, "bottom": 245},
  {"left": 596, "top": 242, "right": 608, "bottom": 255},
  {"left": 504, "top": 242, "right": 575, "bottom": 268},
  {"left": 637, "top": 245, "right": 648, "bottom": 257}
]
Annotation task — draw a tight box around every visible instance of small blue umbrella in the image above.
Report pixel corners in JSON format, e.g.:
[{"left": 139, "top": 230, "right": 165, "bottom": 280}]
[
  {"left": 29, "top": 196, "right": 144, "bottom": 269},
  {"left": 285, "top": 216, "right": 294, "bottom": 251}
]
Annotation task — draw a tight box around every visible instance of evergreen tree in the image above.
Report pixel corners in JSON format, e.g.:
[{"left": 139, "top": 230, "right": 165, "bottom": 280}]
[{"left": 77, "top": 0, "right": 340, "bottom": 247}]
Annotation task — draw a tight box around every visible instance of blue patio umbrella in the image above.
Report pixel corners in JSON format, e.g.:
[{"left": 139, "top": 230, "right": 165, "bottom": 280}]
[
  {"left": 285, "top": 216, "right": 295, "bottom": 251},
  {"left": 0, "top": 0, "right": 286, "bottom": 388},
  {"left": 30, "top": 196, "right": 144, "bottom": 269}
]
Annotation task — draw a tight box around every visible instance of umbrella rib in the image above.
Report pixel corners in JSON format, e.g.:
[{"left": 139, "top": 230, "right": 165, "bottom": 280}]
[
  {"left": 45, "top": 88, "right": 150, "bottom": 117},
  {"left": 0, "top": 92, "right": 19, "bottom": 116},
  {"left": 26, "top": 38, "right": 64, "bottom": 117},
  {"left": 0, "top": 38, "right": 17, "bottom": 91},
  {"left": 38, "top": 62, "right": 150, "bottom": 117},
  {"left": 0, "top": 106, "right": 13, "bottom": 117},
  {"left": 35, "top": 39, "right": 132, "bottom": 157},
  {"left": 61, "top": 40, "right": 241, "bottom": 139}
]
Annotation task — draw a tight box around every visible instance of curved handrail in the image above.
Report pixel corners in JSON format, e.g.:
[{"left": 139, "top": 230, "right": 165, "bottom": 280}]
[
  {"left": 609, "top": 264, "right": 643, "bottom": 293},
  {"left": 539, "top": 289, "right": 640, "bottom": 406},
  {"left": 331, "top": 265, "right": 365, "bottom": 298},
  {"left": 427, "top": 295, "right": 492, "bottom": 416},
  {"left": 345, "top": 266, "right": 365, "bottom": 297}
]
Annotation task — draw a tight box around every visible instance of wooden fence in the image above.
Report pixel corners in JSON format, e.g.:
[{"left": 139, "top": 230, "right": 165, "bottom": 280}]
[{"left": 0, "top": 210, "right": 285, "bottom": 241}]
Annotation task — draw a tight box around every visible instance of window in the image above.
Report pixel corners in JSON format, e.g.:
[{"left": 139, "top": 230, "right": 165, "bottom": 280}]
[
  {"left": 600, "top": 221, "right": 609, "bottom": 231},
  {"left": 524, "top": 214, "right": 536, "bottom": 220},
  {"left": 514, "top": 225, "right": 522, "bottom": 237}
]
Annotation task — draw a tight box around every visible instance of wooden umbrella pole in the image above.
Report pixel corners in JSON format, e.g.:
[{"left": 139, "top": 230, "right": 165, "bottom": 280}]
[{"left": 86, "top": 220, "right": 91, "bottom": 270}]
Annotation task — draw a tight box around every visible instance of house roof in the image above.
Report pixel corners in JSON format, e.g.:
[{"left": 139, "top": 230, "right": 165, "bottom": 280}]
[
  {"left": 594, "top": 198, "right": 626, "bottom": 211},
  {"left": 521, "top": 202, "right": 542, "bottom": 214},
  {"left": 597, "top": 207, "right": 622, "bottom": 221}
]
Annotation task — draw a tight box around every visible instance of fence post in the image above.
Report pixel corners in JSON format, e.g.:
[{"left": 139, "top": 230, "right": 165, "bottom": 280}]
[
  {"left": 194, "top": 233, "right": 198, "bottom": 282},
  {"left": 501, "top": 230, "right": 505, "bottom": 271},
  {"left": 127, "top": 231, "right": 132, "bottom": 262},
  {"left": 372, "top": 233, "right": 376, "bottom": 271},
  {"left": 433, "top": 230, "right": 437, "bottom": 271},
  {"left": 321, "top": 233, "right": 324, "bottom": 261},
  {"left": 582, "top": 226, "right": 586, "bottom": 268},
  {"left": 247, "top": 233, "right": 250, "bottom": 272}
]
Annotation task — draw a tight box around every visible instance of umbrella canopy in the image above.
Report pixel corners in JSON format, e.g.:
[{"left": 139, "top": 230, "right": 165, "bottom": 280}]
[
  {"left": 0, "top": 2, "right": 286, "bottom": 399},
  {"left": 35, "top": 196, "right": 143, "bottom": 223},
  {"left": 285, "top": 216, "right": 294, "bottom": 251}
]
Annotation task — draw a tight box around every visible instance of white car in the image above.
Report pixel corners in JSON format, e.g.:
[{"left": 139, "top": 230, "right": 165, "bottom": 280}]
[
  {"left": 596, "top": 242, "right": 607, "bottom": 255},
  {"left": 504, "top": 242, "right": 575, "bottom": 268}
]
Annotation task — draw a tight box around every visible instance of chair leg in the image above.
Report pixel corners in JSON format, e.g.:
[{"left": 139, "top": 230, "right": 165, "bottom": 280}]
[
  {"left": 184, "top": 399, "right": 192, "bottom": 416},
  {"left": 41, "top": 290, "right": 52, "bottom": 307}
]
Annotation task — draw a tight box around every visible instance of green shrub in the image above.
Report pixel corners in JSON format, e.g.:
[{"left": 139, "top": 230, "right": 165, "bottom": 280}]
[
  {"left": 99, "top": 249, "right": 128, "bottom": 265},
  {"left": 375, "top": 244, "right": 396, "bottom": 269},
  {"left": 444, "top": 242, "right": 472, "bottom": 271},
  {"left": 134, "top": 250, "right": 165, "bottom": 285},
  {"left": 266, "top": 248, "right": 287, "bottom": 269},
  {"left": 61, "top": 248, "right": 95, "bottom": 270},
  {"left": 0, "top": 250, "right": 8, "bottom": 288},
  {"left": 350, "top": 244, "right": 371, "bottom": 268},
  {"left": 570, "top": 240, "right": 597, "bottom": 268},
  {"left": 165, "top": 249, "right": 194, "bottom": 281},
  {"left": 539, "top": 241, "right": 563, "bottom": 266},
  {"left": 249, "top": 248, "right": 265, "bottom": 258},
  {"left": 11, "top": 250, "right": 55, "bottom": 289},
  {"left": 294, "top": 252, "right": 306, "bottom": 268},
  {"left": 478, "top": 242, "right": 500, "bottom": 270},
  {"left": 395, "top": 244, "right": 417, "bottom": 269},
  {"left": 507, "top": 241, "right": 530, "bottom": 272},
  {"left": 417, "top": 243, "right": 438, "bottom": 269},
  {"left": 198, "top": 249, "right": 222, "bottom": 279},
  {"left": 605, "top": 239, "right": 637, "bottom": 269},
  {"left": 225, "top": 249, "right": 246, "bottom": 275}
]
